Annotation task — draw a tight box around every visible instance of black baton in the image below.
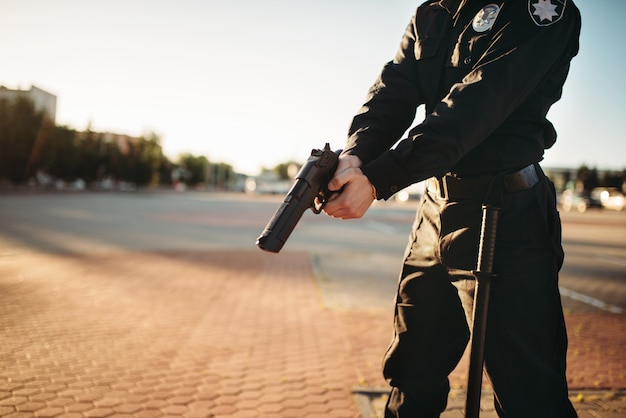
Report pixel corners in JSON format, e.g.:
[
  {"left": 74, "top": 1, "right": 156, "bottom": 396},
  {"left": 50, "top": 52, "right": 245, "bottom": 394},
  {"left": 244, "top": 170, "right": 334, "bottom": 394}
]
[{"left": 465, "top": 204, "right": 500, "bottom": 418}]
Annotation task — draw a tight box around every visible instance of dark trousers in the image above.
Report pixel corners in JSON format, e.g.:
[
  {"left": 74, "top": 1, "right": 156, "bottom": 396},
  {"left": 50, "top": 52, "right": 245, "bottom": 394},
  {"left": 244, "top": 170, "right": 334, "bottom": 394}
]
[{"left": 383, "top": 176, "right": 577, "bottom": 417}]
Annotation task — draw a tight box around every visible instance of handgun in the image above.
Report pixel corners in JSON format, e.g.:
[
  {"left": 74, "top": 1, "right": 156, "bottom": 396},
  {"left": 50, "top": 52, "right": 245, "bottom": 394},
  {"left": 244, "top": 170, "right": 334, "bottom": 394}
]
[{"left": 256, "top": 143, "right": 340, "bottom": 253}]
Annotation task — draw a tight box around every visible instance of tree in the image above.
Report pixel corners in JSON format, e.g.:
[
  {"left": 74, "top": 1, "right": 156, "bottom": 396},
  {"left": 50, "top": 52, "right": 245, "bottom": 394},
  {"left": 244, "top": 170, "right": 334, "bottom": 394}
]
[
  {"left": 209, "top": 162, "right": 234, "bottom": 189},
  {"left": 272, "top": 161, "right": 301, "bottom": 180},
  {"left": 0, "top": 96, "right": 45, "bottom": 184},
  {"left": 176, "top": 153, "right": 209, "bottom": 186},
  {"left": 601, "top": 170, "right": 626, "bottom": 191},
  {"left": 74, "top": 129, "right": 107, "bottom": 183},
  {"left": 39, "top": 125, "right": 81, "bottom": 180},
  {"left": 576, "top": 165, "right": 599, "bottom": 192},
  {"left": 127, "top": 134, "right": 165, "bottom": 186}
]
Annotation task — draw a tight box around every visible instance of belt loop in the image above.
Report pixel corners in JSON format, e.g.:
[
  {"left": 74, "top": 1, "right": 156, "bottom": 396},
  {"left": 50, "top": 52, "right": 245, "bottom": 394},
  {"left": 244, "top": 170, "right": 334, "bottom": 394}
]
[
  {"left": 437, "top": 177, "right": 448, "bottom": 200},
  {"left": 482, "top": 174, "right": 504, "bottom": 208}
]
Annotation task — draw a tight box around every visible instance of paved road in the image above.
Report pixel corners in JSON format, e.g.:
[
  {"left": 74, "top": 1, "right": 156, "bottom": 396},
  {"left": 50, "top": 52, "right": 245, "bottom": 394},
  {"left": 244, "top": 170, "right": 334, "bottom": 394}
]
[
  {"left": 0, "top": 191, "right": 624, "bottom": 417},
  {"left": 1, "top": 191, "right": 622, "bottom": 314}
]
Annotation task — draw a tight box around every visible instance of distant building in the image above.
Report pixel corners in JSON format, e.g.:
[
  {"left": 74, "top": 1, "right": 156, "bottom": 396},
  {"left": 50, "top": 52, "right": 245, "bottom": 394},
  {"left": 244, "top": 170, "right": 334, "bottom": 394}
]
[
  {"left": 0, "top": 85, "right": 57, "bottom": 122},
  {"left": 100, "top": 132, "right": 139, "bottom": 156}
]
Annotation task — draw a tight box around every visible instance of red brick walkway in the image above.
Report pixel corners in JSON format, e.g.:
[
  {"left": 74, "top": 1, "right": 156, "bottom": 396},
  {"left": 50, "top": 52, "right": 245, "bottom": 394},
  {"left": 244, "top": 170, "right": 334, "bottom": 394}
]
[{"left": 0, "top": 250, "right": 624, "bottom": 417}]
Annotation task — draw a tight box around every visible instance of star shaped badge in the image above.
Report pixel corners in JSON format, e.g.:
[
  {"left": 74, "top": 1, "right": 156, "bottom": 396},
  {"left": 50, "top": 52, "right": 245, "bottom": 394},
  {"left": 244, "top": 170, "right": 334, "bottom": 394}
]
[
  {"left": 528, "top": 0, "right": 566, "bottom": 26},
  {"left": 533, "top": 0, "right": 558, "bottom": 21}
]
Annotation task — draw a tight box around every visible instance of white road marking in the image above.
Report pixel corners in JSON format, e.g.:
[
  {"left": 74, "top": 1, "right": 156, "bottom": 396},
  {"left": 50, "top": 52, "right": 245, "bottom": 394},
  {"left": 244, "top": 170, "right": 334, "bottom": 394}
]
[
  {"left": 594, "top": 255, "right": 626, "bottom": 267},
  {"left": 366, "top": 221, "right": 397, "bottom": 234},
  {"left": 559, "top": 287, "right": 624, "bottom": 314}
]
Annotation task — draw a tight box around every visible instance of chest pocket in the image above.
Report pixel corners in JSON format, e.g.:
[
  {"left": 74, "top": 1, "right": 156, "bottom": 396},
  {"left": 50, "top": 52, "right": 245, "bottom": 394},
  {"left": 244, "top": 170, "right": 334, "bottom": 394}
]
[
  {"left": 414, "top": 35, "right": 441, "bottom": 60},
  {"left": 413, "top": 4, "right": 450, "bottom": 61},
  {"left": 412, "top": 7, "right": 453, "bottom": 112},
  {"left": 450, "top": 30, "right": 494, "bottom": 70},
  {"left": 449, "top": 3, "right": 504, "bottom": 71}
]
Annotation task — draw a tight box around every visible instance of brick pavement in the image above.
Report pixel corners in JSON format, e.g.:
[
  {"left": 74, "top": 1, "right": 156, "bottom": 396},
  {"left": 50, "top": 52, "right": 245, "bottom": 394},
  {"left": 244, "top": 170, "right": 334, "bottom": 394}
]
[{"left": 0, "top": 249, "right": 624, "bottom": 417}]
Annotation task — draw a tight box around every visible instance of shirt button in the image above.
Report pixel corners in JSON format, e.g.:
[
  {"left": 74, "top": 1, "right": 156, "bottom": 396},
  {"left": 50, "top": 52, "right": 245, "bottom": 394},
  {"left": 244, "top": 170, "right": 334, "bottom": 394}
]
[
  {"left": 464, "top": 57, "right": 472, "bottom": 65},
  {"left": 390, "top": 186, "right": 398, "bottom": 193}
]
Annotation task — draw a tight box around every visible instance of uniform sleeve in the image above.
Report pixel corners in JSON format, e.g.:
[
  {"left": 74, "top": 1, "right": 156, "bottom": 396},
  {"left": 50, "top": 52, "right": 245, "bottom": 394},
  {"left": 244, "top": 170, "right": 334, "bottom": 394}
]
[
  {"left": 341, "top": 4, "right": 438, "bottom": 165},
  {"left": 357, "top": 3, "right": 581, "bottom": 200}
]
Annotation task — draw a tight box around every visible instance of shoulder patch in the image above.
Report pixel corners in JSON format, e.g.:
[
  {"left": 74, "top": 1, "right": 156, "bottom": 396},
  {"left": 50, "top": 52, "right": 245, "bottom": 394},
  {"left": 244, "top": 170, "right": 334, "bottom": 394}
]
[{"left": 528, "top": 0, "right": 567, "bottom": 27}]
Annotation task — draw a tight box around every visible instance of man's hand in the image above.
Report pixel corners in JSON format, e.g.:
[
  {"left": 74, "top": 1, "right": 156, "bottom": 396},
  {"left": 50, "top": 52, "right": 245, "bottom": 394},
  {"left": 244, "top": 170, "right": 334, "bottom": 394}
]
[{"left": 323, "top": 154, "right": 375, "bottom": 219}]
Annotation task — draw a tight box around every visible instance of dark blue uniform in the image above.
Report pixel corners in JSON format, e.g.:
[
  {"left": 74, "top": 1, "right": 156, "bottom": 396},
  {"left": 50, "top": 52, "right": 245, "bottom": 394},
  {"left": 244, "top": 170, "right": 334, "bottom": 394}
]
[{"left": 342, "top": 0, "right": 581, "bottom": 416}]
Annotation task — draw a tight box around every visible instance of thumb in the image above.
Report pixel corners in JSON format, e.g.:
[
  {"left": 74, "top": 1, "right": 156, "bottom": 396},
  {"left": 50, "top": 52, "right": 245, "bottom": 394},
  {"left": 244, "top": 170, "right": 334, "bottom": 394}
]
[
  {"left": 328, "top": 167, "right": 361, "bottom": 192},
  {"left": 328, "top": 155, "right": 362, "bottom": 191}
]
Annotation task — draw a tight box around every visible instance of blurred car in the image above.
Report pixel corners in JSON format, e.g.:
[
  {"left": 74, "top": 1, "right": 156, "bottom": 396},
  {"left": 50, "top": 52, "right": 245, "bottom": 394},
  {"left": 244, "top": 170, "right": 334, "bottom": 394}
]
[
  {"left": 394, "top": 182, "right": 425, "bottom": 203},
  {"left": 593, "top": 187, "right": 625, "bottom": 211},
  {"left": 244, "top": 176, "right": 291, "bottom": 195},
  {"left": 561, "top": 188, "right": 625, "bottom": 212},
  {"left": 560, "top": 189, "right": 590, "bottom": 213}
]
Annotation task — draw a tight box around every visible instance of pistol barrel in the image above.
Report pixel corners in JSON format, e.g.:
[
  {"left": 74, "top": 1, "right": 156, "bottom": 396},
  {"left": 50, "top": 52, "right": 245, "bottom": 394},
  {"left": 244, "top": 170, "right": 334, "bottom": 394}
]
[{"left": 255, "top": 144, "right": 339, "bottom": 253}]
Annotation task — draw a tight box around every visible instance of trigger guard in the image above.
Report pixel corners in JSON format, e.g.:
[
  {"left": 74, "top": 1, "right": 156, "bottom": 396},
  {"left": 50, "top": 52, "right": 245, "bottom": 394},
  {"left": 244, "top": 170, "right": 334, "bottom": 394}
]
[
  {"left": 311, "top": 192, "right": 328, "bottom": 214},
  {"left": 311, "top": 188, "right": 335, "bottom": 214},
  {"left": 311, "top": 203, "right": 323, "bottom": 215}
]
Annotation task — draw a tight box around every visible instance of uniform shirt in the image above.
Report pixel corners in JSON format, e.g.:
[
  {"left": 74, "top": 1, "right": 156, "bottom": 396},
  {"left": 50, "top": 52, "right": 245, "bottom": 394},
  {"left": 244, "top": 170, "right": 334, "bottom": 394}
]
[{"left": 343, "top": 0, "right": 581, "bottom": 200}]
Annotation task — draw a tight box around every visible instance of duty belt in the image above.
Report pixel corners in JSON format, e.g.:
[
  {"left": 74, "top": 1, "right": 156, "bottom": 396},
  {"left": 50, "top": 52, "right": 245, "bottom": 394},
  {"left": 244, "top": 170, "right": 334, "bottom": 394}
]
[{"left": 427, "top": 163, "right": 541, "bottom": 201}]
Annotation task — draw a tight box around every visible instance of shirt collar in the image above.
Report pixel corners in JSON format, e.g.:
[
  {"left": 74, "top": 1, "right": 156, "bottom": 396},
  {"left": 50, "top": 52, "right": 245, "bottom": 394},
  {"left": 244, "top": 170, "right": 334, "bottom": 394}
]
[{"left": 439, "top": 0, "right": 466, "bottom": 16}]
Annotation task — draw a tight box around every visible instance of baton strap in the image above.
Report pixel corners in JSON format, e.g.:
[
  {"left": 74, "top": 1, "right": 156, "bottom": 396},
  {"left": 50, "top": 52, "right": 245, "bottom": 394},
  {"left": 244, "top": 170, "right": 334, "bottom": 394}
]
[{"left": 427, "top": 163, "right": 541, "bottom": 201}]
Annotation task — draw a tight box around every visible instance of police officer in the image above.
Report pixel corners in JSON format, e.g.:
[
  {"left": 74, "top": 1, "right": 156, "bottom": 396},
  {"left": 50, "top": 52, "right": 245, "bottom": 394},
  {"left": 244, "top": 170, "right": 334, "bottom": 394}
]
[{"left": 323, "top": 0, "right": 581, "bottom": 417}]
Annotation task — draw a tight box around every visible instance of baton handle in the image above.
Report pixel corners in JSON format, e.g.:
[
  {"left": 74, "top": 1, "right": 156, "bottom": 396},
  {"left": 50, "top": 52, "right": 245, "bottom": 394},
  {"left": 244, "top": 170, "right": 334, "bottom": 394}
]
[
  {"left": 476, "top": 204, "right": 499, "bottom": 274},
  {"left": 465, "top": 204, "right": 500, "bottom": 418}
]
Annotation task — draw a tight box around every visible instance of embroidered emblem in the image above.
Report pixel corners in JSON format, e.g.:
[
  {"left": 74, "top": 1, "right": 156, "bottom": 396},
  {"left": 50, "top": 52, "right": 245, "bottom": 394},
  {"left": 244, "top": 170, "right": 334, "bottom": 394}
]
[
  {"left": 528, "top": 0, "right": 567, "bottom": 26},
  {"left": 472, "top": 4, "right": 501, "bottom": 33}
]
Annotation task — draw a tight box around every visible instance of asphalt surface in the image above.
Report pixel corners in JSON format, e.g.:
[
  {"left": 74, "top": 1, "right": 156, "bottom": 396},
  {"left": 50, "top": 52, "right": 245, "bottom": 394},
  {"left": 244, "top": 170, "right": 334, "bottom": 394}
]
[{"left": 0, "top": 191, "right": 624, "bottom": 417}]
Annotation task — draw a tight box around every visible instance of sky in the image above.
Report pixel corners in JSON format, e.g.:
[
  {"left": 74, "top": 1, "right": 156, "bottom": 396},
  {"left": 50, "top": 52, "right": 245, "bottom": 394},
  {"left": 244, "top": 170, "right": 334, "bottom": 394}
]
[{"left": 2, "top": 0, "right": 624, "bottom": 175}]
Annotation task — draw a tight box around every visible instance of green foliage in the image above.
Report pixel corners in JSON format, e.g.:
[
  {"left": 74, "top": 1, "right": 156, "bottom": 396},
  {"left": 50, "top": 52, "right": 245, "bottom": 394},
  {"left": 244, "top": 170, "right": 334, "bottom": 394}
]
[
  {"left": 175, "top": 153, "right": 235, "bottom": 188},
  {"left": 176, "top": 153, "right": 209, "bottom": 185},
  {"left": 0, "top": 95, "right": 172, "bottom": 186},
  {"left": 268, "top": 161, "right": 301, "bottom": 180},
  {"left": 0, "top": 96, "right": 246, "bottom": 189},
  {"left": 576, "top": 165, "right": 600, "bottom": 191},
  {"left": 556, "top": 165, "right": 626, "bottom": 194},
  {"left": 0, "top": 96, "right": 45, "bottom": 184},
  {"left": 601, "top": 170, "right": 626, "bottom": 190},
  {"left": 39, "top": 125, "right": 80, "bottom": 179},
  {"left": 209, "top": 162, "right": 234, "bottom": 188},
  {"left": 128, "top": 134, "right": 164, "bottom": 185}
]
